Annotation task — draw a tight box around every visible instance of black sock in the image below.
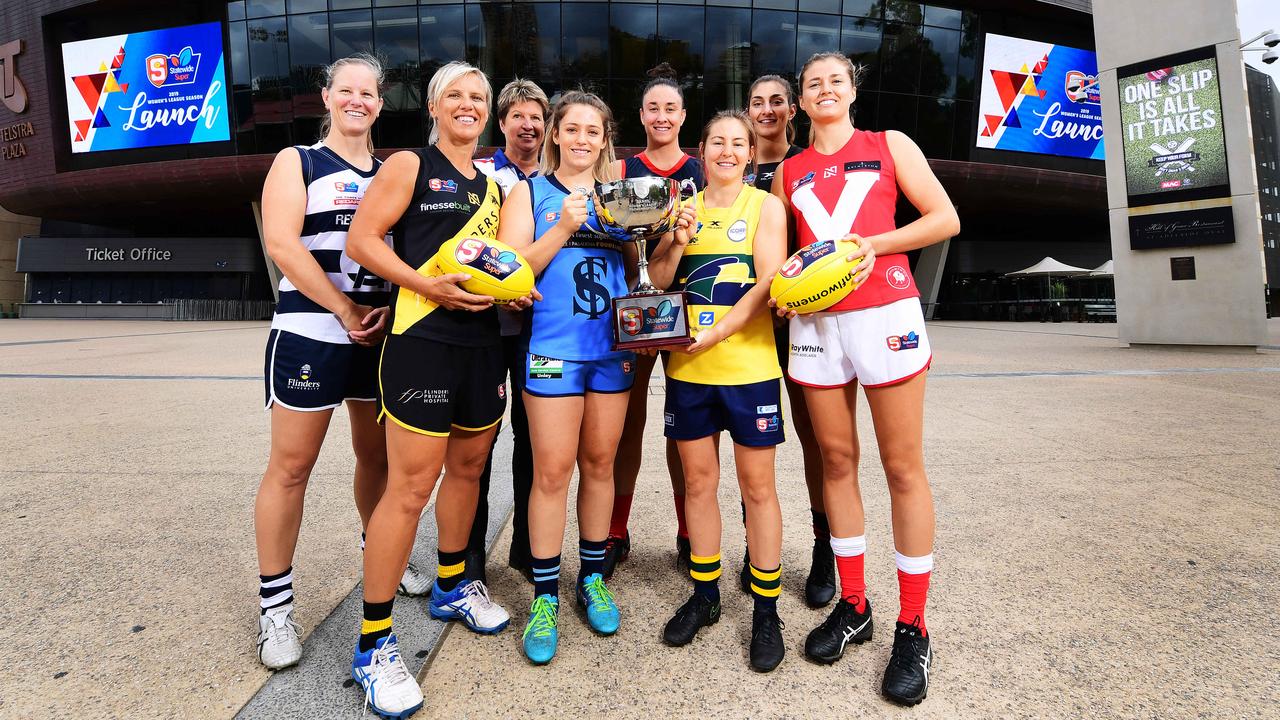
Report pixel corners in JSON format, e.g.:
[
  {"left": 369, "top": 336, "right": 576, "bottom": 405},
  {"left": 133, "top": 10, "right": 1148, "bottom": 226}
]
[
  {"left": 436, "top": 548, "right": 467, "bottom": 592},
  {"left": 531, "top": 554, "right": 561, "bottom": 599},
  {"left": 359, "top": 598, "right": 394, "bottom": 652},
  {"left": 578, "top": 538, "right": 607, "bottom": 583},
  {"left": 811, "top": 510, "right": 830, "bottom": 542}
]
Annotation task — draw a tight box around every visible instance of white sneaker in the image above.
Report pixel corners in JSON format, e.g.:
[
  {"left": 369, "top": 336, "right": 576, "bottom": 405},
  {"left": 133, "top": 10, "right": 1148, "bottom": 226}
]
[
  {"left": 257, "top": 606, "right": 303, "bottom": 669},
  {"left": 428, "top": 579, "right": 511, "bottom": 634},
  {"left": 351, "top": 634, "right": 424, "bottom": 718},
  {"left": 398, "top": 562, "right": 433, "bottom": 597}
]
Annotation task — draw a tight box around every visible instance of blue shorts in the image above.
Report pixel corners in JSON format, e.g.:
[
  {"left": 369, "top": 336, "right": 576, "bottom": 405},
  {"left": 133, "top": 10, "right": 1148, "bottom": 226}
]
[
  {"left": 523, "top": 352, "right": 636, "bottom": 397},
  {"left": 663, "top": 377, "right": 785, "bottom": 447},
  {"left": 264, "top": 329, "right": 379, "bottom": 411}
]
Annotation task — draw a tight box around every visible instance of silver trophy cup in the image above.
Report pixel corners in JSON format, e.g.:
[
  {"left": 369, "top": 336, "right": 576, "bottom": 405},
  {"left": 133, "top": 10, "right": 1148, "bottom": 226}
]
[{"left": 582, "top": 176, "right": 692, "bottom": 350}]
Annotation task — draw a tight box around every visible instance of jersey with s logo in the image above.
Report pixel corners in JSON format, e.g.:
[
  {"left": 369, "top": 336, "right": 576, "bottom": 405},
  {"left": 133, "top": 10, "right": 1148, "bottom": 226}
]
[{"left": 781, "top": 130, "right": 919, "bottom": 311}]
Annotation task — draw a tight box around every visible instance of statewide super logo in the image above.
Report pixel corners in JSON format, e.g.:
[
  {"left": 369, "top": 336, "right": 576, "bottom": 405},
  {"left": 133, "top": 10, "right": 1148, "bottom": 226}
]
[
  {"left": 145, "top": 46, "right": 201, "bottom": 88},
  {"left": 334, "top": 181, "right": 359, "bottom": 193},
  {"left": 886, "top": 331, "right": 920, "bottom": 351},
  {"left": 429, "top": 178, "right": 458, "bottom": 193},
  {"left": 453, "top": 237, "right": 520, "bottom": 281},
  {"left": 618, "top": 298, "right": 680, "bottom": 337},
  {"left": 780, "top": 240, "right": 836, "bottom": 279},
  {"left": 756, "top": 415, "right": 780, "bottom": 433},
  {"left": 1064, "top": 71, "right": 1101, "bottom": 105}
]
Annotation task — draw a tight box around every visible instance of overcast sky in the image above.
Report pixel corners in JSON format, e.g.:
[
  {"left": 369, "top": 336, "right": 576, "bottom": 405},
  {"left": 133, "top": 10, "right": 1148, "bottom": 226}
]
[{"left": 1237, "top": 0, "right": 1280, "bottom": 85}]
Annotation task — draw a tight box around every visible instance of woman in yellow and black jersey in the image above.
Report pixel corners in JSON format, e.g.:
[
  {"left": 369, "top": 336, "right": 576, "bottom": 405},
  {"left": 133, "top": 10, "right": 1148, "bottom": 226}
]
[
  {"left": 646, "top": 111, "right": 789, "bottom": 672},
  {"left": 344, "top": 61, "right": 535, "bottom": 718}
]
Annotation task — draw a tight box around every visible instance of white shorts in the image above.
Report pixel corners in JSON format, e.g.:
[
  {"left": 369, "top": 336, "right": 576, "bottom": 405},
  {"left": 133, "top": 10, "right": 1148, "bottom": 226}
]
[{"left": 787, "top": 297, "right": 931, "bottom": 388}]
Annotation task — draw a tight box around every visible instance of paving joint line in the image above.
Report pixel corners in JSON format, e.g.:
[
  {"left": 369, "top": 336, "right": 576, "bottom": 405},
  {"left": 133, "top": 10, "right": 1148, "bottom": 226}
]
[{"left": 0, "top": 325, "right": 263, "bottom": 348}]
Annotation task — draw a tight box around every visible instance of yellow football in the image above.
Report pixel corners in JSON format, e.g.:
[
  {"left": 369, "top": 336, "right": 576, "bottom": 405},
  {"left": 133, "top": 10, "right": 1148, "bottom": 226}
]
[
  {"left": 433, "top": 237, "right": 535, "bottom": 305},
  {"left": 769, "top": 239, "right": 864, "bottom": 314}
]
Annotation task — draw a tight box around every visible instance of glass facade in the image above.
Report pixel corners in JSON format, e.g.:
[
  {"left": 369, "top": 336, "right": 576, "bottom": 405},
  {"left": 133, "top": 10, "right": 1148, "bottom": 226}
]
[{"left": 225, "top": 0, "right": 979, "bottom": 154}]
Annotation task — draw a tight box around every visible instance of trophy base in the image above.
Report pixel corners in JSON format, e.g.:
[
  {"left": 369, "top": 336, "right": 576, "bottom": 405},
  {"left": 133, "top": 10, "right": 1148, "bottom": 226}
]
[{"left": 612, "top": 291, "right": 692, "bottom": 351}]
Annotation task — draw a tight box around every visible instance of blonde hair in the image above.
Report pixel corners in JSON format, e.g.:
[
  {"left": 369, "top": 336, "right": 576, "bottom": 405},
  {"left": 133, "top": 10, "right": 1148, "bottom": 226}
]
[
  {"left": 699, "top": 110, "right": 758, "bottom": 183},
  {"left": 319, "top": 53, "right": 384, "bottom": 154},
  {"left": 748, "top": 74, "right": 797, "bottom": 145},
  {"left": 540, "top": 90, "right": 618, "bottom": 182},
  {"left": 497, "top": 78, "right": 550, "bottom": 123},
  {"left": 797, "top": 52, "right": 867, "bottom": 143},
  {"left": 426, "top": 61, "right": 492, "bottom": 145}
]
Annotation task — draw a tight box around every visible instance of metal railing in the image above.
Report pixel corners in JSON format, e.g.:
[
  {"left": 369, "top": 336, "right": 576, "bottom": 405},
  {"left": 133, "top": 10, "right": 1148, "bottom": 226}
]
[{"left": 168, "top": 299, "right": 275, "bottom": 321}]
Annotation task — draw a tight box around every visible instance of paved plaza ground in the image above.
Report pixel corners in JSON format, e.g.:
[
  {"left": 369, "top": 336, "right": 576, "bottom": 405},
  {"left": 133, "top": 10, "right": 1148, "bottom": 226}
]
[{"left": 0, "top": 319, "right": 1277, "bottom": 719}]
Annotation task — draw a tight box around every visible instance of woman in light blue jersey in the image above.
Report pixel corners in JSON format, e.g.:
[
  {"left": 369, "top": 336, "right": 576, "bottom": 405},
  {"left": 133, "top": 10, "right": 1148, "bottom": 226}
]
[{"left": 496, "top": 91, "right": 632, "bottom": 665}]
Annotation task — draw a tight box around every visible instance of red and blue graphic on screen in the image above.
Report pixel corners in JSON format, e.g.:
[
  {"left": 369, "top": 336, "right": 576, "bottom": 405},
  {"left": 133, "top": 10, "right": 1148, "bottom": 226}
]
[
  {"left": 977, "top": 34, "right": 1104, "bottom": 161},
  {"left": 63, "top": 21, "right": 229, "bottom": 153}
]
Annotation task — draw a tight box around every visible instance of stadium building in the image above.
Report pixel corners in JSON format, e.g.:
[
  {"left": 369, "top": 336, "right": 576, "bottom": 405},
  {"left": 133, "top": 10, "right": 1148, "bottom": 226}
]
[{"left": 0, "top": 0, "right": 1109, "bottom": 320}]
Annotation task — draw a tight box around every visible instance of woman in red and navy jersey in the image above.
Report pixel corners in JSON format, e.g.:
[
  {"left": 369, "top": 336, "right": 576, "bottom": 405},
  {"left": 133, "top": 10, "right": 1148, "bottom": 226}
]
[
  {"left": 771, "top": 52, "right": 959, "bottom": 707},
  {"left": 604, "top": 63, "right": 706, "bottom": 579}
]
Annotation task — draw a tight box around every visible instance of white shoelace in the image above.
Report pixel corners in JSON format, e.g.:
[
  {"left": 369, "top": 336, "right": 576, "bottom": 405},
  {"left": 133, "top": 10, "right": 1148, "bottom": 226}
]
[
  {"left": 362, "top": 641, "right": 412, "bottom": 716},
  {"left": 461, "top": 580, "right": 495, "bottom": 610},
  {"left": 263, "top": 610, "right": 301, "bottom": 647}
]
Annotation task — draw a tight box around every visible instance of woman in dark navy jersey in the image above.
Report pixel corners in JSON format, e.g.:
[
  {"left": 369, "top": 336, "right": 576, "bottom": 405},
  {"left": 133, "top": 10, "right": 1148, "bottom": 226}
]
[
  {"left": 741, "top": 74, "right": 836, "bottom": 609},
  {"left": 605, "top": 63, "right": 706, "bottom": 578},
  {"left": 771, "top": 52, "right": 959, "bottom": 706}
]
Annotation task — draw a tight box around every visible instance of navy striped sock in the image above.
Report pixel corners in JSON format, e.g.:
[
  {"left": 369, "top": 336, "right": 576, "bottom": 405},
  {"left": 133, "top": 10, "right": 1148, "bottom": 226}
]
[
  {"left": 531, "top": 554, "right": 561, "bottom": 599},
  {"left": 259, "top": 567, "right": 294, "bottom": 615},
  {"left": 578, "top": 538, "right": 607, "bottom": 582}
]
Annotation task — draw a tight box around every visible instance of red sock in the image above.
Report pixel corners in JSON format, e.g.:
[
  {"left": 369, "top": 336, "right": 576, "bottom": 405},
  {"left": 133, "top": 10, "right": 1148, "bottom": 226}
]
[
  {"left": 897, "top": 569, "right": 932, "bottom": 635},
  {"left": 673, "top": 493, "right": 688, "bottom": 539},
  {"left": 609, "top": 493, "right": 634, "bottom": 538},
  {"left": 835, "top": 553, "right": 866, "bottom": 612}
]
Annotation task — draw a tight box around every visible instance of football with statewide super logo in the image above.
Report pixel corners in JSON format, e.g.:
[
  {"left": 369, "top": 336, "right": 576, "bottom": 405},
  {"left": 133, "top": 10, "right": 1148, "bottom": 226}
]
[
  {"left": 433, "top": 237, "right": 535, "bottom": 305},
  {"left": 769, "top": 239, "right": 864, "bottom": 314}
]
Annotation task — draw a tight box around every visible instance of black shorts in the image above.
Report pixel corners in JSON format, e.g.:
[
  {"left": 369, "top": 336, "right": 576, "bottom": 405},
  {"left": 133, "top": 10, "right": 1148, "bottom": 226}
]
[
  {"left": 264, "top": 329, "right": 379, "bottom": 411},
  {"left": 378, "top": 334, "right": 507, "bottom": 436}
]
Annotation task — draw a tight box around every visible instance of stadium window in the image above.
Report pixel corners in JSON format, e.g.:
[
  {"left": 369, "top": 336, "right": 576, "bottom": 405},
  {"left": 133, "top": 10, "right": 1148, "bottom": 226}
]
[
  {"left": 611, "top": 4, "right": 659, "bottom": 80},
  {"left": 842, "top": 0, "right": 882, "bottom": 18},
  {"left": 288, "top": 0, "right": 327, "bottom": 12},
  {"left": 923, "top": 4, "right": 961, "bottom": 29},
  {"left": 879, "top": 20, "right": 921, "bottom": 93},
  {"left": 752, "top": 10, "right": 798, "bottom": 79},
  {"left": 247, "top": 0, "right": 287, "bottom": 18},
  {"left": 799, "top": 0, "right": 841, "bottom": 13},
  {"left": 883, "top": 0, "right": 921, "bottom": 24},
  {"left": 657, "top": 5, "right": 705, "bottom": 78},
  {"left": 419, "top": 5, "right": 466, "bottom": 78},
  {"left": 331, "top": 10, "right": 374, "bottom": 57},
  {"left": 561, "top": 3, "right": 610, "bottom": 80},
  {"left": 842, "top": 16, "right": 882, "bottom": 91},
  {"left": 374, "top": 6, "right": 425, "bottom": 149},
  {"left": 919, "top": 25, "right": 958, "bottom": 97},
  {"left": 797, "top": 13, "right": 841, "bottom": 73},
  {"left": 513, "top": 3, "right": 562, "bottom": 86}
]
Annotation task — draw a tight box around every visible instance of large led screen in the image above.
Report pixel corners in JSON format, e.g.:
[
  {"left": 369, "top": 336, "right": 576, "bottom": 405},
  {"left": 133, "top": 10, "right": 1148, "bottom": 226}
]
[
  {"left": 976, "top": 33, "right": 1104, "bottom": 160},
  {"left": 62, "top": 21, "right": 229, "bottom": 153},
  {"left": 1117, "top": 46, "right": 1229, "bottom": 207}
]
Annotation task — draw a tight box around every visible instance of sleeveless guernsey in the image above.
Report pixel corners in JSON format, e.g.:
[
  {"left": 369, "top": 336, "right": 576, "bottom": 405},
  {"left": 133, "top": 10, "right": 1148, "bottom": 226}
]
[
  {"left": 748, "top": 144, "right": 803, "bottom": 192},
  {"left": 271, "top": 143, "right": 390, "bottom": 344},
  {"left": 665, "top": 186, "right": 782, "bottom": 386},
  {"left": 388, "top": 145, "right": 502, "bottom": 345},
  {"left": 526, "top": 175, "right": 629, "bottom": 361},
  {"left": 781, "top": 130, "right": 919, "bottom": 311}
]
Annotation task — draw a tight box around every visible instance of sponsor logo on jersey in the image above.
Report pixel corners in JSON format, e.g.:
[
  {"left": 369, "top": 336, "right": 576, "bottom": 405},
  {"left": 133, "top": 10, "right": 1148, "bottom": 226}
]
[
  {"left": 622, "top": 360, "right": 633, "bottom": 374},
  {"left": 886, "top": 265, "right": 911, "bottom": 290},
  {"left": 334, "top": 197, "right": 360, "bottom": 207},
  {"left": 429, "top": 178, "right": 458, "bottom": 193},
  {"left": 727, "top": 219, "right": 748, "bottom": 243},
  {"left": 300, "top": 363, "right": 312, "bottom": 380},
  {"left": 468, "top": 192, "right": 481, "bottom": 205},
  {"left": 756, "top": 415, "right": 780, "bottom": 432},
  {"left": 334, "top": 181, "right": 359, "bottom": 193},
  {"left": 824, "top": 165, "right": 839, "bottom": 178},
  {"left": 664, "top": 412, "right": 675, "bottom": 426},
  {"left": 791, "top": 171, "right": 815, "bottom": 191},
  {"left": 886, "top": 331, "right": 920, "bottom": 351},
  {"left": 529, "top": 355, "right": 564, "bottom": 379},
  {"left": 418, "top": 201, "right": 471, "bottom": 213},
  {"left": 498, "top": 383, "right": 506, "bottom": 399},
  {"left": 698, "top": 311, "right": 715, "bottom": 326},
  {"left": 546, "top": 211, "right": 558, "bottom": 223},
  {"left": 743, "top": 172, "right": 756, "bottom": 185},
  {"left": 844, "top": 161, "right": 881, "bottom": 172},
  {"left": 398, "top": 388, "right": 449, "bottom": 404},
  {"left": 756, "top": 404, "right": 778, "bottom": 414}
]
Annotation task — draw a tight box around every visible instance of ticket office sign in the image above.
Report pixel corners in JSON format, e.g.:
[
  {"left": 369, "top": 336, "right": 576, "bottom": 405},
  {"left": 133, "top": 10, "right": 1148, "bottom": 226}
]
[
  {"left": 1117, "top": 46, "right": 1230, "bottom": 207},
  {"left": 61, "top": 21, "right": 230, "bottom": 153}
]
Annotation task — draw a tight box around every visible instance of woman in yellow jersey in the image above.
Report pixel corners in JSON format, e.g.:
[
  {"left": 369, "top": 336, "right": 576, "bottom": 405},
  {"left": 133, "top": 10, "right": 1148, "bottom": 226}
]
[{"left": 647, "top": 111, "right": 788, "bottom": 672}]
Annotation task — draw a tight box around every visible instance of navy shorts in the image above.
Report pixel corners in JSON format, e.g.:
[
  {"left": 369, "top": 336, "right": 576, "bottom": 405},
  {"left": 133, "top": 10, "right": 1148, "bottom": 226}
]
[
  {"left": 378, "top": 334, "right": 507, "bottom": 436},
  {"left": 264, "top": 329, "right": 379, "bottom": 411},
  {"left": 663, "top": 377, "right": 785, "bottom": 447},
  {"left": 524, "top": 353, "right": 636, "bottom": 397}
]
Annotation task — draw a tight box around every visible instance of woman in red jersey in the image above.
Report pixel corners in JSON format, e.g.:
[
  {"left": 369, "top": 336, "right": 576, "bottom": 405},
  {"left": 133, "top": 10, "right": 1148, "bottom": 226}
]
[
  {"left": 771, "top": 52, "right": 959, "bottom": 707},
  {"left": 604, "top": 62, "right": 706, "bottom": 579}
]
